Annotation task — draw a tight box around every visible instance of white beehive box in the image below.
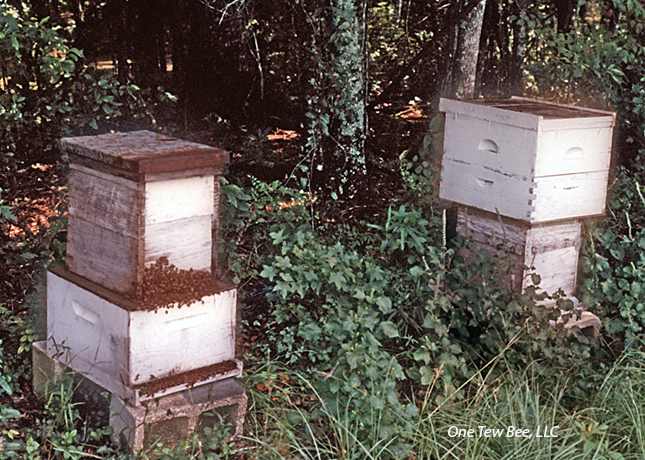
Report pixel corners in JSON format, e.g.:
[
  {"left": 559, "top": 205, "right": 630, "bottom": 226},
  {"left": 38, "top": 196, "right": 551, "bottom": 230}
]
[
  {"left": 46, "top": 267, "right": 240, "bottom": 404},
  {"left": 61, "top": 131, "right": 229, "bottom": 295},
  {"left": 457, "top": 207, "right": 581, "bottom": 296},
  {"left": 440, "top": 97, "right": 615, "bottom": 223}
]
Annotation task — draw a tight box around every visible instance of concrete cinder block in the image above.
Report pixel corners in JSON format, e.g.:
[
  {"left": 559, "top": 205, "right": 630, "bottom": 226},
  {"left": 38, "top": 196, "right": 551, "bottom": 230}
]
[
  {"left": 33, "top": 342, "right": 246, "bottom": 453},
  {"left": 111, "top": 378, "right": 247, "bottom": 452},
  {"left": 32, "top": 340, "right": 64, "bottom": 398}
]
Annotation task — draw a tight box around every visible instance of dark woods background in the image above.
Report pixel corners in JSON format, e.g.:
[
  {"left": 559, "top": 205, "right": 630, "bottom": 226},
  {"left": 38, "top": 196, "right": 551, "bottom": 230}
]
[
  {"left": 4, "top": 0, "right": 592, "bottom": 128},
  {"left": 3, "top": 0, "right": 644, "bottom": 306}
]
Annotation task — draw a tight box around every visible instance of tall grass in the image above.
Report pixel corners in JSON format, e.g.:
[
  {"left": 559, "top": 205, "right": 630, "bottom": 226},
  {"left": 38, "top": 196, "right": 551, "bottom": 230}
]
[
  {"left": 592, "top": 347, "right": 645, "bottom": 458},
  {"left": 415, "top": 368, "right": 589, "bottom": 460},
  {"left": 240, "top": 357, "right": 409, "bottom": 459},
  {"left": 16, "top": 348, "right": 645, "bottom": 459},
  {"left": 237, "top": 348, "right": 645, "bottom": 460}
]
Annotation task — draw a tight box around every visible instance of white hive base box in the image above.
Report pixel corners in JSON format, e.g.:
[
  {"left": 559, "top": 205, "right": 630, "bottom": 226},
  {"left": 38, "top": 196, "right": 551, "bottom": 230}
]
[
  {"left": 34, "top": 341, "right": 243, "bottom": 406},
  {"left": 439, "top": 97, "right": 615, "bottom": 223},
  {"left": 46, "top": 267, "right": 240, "bottom": 404},
  {"left": 457, "top": 207, "right": 581, "bottom": 296}
]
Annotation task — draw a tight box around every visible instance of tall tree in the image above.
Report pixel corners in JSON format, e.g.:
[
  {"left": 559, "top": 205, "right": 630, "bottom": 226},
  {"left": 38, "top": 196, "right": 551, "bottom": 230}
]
[{"left": 477, "top": 0, "right": 527, "bottom": 97}]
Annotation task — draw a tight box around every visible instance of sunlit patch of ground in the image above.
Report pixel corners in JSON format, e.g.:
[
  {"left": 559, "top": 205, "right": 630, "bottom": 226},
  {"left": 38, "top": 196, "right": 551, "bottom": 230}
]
[
  {"left": 395, "top": 105, "right": 428, "bottom": 122},
  {"left": 267, "top": 128, "right": 299, "bottom": 141},
  {"left": 6, "top": 164, "right": 65, "bottom": 239}
]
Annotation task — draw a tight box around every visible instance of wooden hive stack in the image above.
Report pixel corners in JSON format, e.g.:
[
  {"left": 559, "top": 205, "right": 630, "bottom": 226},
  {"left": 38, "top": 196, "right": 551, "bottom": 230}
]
[
  {"left": 439, "top": 97, "right": 615, "bottom": 297},
  {"left": 62, "top": 130, "right": 228, "bottom": 295},
  {"left": 34, "top": 131, "right": 247, "bottom": 451}
]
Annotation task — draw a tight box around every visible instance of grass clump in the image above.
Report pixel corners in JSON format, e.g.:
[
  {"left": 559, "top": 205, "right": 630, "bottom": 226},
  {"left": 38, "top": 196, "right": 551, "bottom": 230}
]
[{"left": 228, "top": 348, "right": 645, "bottom": 460}]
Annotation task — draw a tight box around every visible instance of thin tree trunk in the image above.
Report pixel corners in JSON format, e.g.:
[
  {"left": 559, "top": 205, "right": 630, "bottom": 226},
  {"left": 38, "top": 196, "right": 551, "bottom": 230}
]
[{"left": 452, "top": 0, "right": 487, "bottom": 99}]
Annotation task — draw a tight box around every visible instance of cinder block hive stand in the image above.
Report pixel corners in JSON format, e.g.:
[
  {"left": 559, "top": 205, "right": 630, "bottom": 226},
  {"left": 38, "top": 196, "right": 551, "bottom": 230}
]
[
  {"left": 33, "top": 131, "right": 246, "bottom": 451},
  {"left": 440, "top": 97, "right": 615, "bottom": 311}
]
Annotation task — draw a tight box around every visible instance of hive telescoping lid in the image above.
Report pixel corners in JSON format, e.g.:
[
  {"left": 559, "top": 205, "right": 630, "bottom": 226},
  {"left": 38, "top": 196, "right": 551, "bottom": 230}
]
[
  {"left": 61, "top": 130, "right": 229, "bottom": 178},
  {"left": 463, "top": 97, "right": 613, "bottom": 119}
]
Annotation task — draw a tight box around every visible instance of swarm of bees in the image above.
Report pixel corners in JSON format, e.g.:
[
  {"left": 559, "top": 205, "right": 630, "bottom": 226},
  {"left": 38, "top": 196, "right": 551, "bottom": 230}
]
[
  {"left": 129, "top": 256, "right": 218, "bottom": 310},
  {"left": 135, "top": 359, "right": 238, "bottom": 395}
]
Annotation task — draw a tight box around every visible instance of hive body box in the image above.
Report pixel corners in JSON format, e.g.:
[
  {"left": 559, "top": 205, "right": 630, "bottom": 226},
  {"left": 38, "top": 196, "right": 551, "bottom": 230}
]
[
  {"left": 457, "top": 207, "right": 581, "bottom": 296},
  {"left": 46, "top": 267, "right": 240, "bottom": 404},
  {"left": 62, "top": 131, "right": 229, "bottom": 295},
  {"left": 440, "top": 97, "right": 615, "bottom": 223}
]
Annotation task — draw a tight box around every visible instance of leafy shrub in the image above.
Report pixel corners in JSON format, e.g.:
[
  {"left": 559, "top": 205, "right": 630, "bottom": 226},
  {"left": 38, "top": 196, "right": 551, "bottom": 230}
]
[
  {"left": 0, "top": 4, "right": 140, "bottom": 170},
  {"left": 398, "top": 112, "right": 444, "bottom": 211},
  {"left": 219, "top": 176, "right": 313, "bottom": 285},
  {"left": 581, "top": 170, "right": 645, "bottom": 341},
  {"left": 583, "top": 226, "right": 645, "bottom": 336},
  {"left": 259, "top": 224, "right": 417, "bottom": 449},
  {"left": 222, "top": 176, "right": 598, "bottom": 453},
  {"left": 0, "top": 4, "right": 140, "bottom": 314}
]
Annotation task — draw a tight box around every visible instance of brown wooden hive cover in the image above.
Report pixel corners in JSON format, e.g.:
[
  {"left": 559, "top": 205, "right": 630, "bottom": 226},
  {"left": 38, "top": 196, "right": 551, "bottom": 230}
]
[{"left": 61, "top": 130, "right": 229, "bottom": 176}]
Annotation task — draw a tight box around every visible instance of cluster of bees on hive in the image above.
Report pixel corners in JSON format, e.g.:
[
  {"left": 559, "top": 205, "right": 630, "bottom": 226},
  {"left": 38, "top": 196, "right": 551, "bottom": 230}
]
[
  {"left": 135, "top": 360, "right": 238, "bottom": 394},
  {"left": 129, "top": 257, "right": 217, "bottom": 310}
]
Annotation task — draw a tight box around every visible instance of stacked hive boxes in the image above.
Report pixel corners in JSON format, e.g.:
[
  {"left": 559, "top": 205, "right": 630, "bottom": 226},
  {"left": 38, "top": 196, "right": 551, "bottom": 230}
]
[
  {"left": 439, "top": 97, "right": 615, "bottom": 295},
  {"left": 33, "top": 131, "right": 246, "bottom": 451}
]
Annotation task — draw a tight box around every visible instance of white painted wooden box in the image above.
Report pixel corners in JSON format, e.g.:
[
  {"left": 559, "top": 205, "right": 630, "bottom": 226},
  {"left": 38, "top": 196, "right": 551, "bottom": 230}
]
[
  {"left": 61, "top": 131, "right": 229, "bottom": 295},
  {"left": 457, "top": 207, "right": 581, "bottom": 296},
  {"left": 440, "top": 97, "right": 615, "bottom": 223},
  {"left": 46, "top": 267, "right": 239, "bottom": 404}
]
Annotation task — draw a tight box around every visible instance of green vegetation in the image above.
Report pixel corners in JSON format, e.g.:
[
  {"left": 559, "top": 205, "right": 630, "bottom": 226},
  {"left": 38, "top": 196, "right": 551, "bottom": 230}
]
[{"left": 3, "top": 0, "right": 645, "bottom": 458}]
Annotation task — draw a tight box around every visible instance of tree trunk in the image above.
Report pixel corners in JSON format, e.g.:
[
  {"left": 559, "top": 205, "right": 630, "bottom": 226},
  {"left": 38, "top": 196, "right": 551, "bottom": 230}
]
[
  {"left": 452, "top": 0, "right": 487, "bottom": 99},
  {"left": 130, "top": 0, "right": 163, "bottom": 88},
  {"left": 329, "top": 0, "right": 368, "bottom": 200},
  {"left": 442, "top": 0, "right": 487, "bottom": 100}
]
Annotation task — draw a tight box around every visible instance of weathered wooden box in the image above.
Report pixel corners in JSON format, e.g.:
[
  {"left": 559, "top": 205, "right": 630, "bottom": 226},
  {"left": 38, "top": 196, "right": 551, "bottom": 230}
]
[
  {"left": 457, "top": 207, "right": 581, "bottom": 296},
  {"left": 440, "top": 97, "right": 615, "bottom": 223},
  {"left": 61, "top": 131, "right": 229, "bottom": 295},
  {"left": 46, "top": 267, "right": 240, "bottom": 404}
]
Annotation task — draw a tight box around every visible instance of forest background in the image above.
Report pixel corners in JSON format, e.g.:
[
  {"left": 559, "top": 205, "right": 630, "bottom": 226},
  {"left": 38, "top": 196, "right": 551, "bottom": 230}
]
[{"left": 2, "top": 0, "right": 645, "bottom": 458}]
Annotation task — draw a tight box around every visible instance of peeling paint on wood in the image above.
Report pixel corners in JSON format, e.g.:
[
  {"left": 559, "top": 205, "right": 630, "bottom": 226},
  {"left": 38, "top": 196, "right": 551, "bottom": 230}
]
[
  {"left": 457, "top": 207, "right": 581, "bottom": 295},
  {"left": 61, "top": 131, "right": 229, "bottom": 294},
  {"left": 439, "top": 97, "right": 615, "bottom": 223}
]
